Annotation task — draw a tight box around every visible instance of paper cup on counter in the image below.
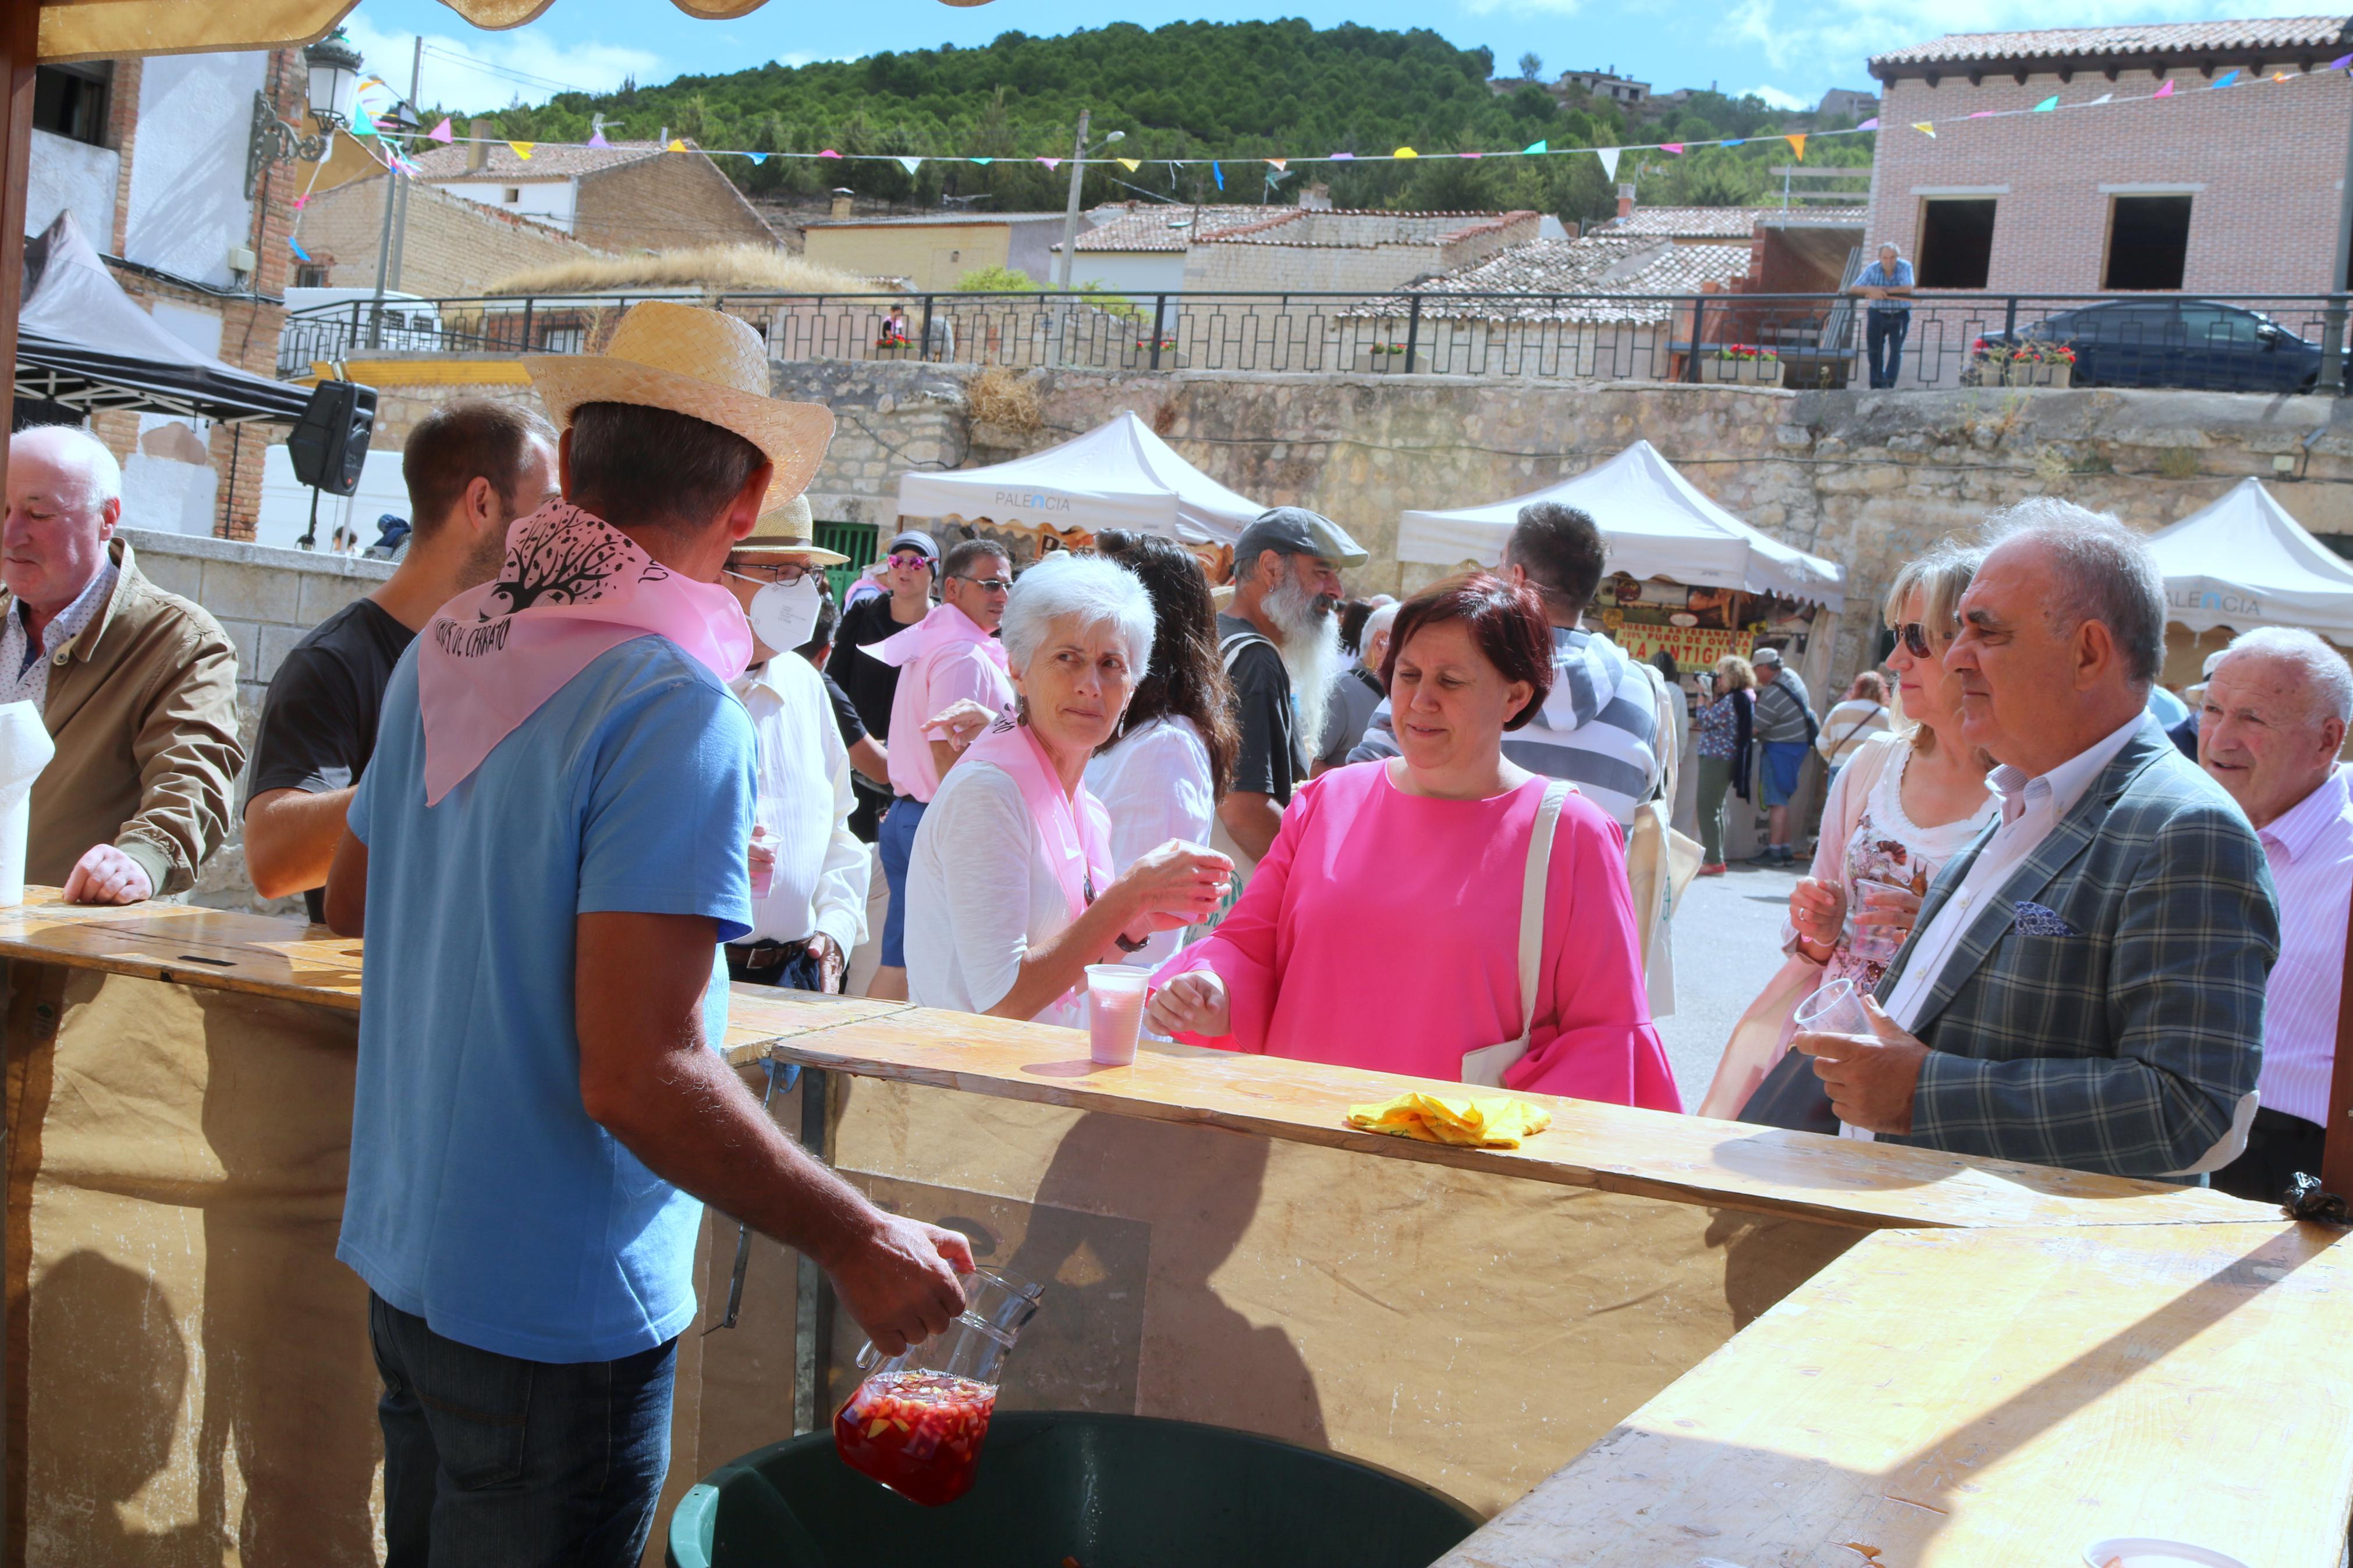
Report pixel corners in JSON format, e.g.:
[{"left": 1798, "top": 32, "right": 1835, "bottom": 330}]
[
  {"left": 0, "top": 702, "right": 55, "bottom": 906},
  {"left": 1084, "top": 964, "right": 1149, "bottom": 1066}
]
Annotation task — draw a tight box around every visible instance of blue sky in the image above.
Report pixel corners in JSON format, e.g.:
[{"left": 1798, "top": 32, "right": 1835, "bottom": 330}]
[{"left": 342, "top": 0, "right": 2321, "bottom": 121}]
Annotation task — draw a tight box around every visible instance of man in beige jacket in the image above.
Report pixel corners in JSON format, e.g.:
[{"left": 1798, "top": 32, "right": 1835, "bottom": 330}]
[{"left": 2, "top": 425, "right": 242, "bottom": 902}]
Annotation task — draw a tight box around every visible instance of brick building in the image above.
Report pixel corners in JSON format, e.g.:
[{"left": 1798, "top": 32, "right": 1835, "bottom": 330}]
[
  {"left": 24, "top": 48, "right": 306, "bottom": 539},
  {"left": 293, "top": 176, "right": 608, "bottom": 297},
  {"left": 403, "top": 137, "right": 775, "bottom": 253},
  {"left": 1866, "top": 17, "right": 2353, "bottom": 296}
]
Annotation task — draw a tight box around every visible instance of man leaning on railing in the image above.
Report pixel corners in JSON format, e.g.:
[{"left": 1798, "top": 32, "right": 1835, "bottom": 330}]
[{"left": 1851, "top": 243, "right": 1915, "bottom": 390}]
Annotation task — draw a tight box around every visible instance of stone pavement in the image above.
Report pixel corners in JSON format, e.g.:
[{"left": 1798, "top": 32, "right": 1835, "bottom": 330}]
[{"left": 1654, "top": 856, "right": 1807, "bottom": 1111}]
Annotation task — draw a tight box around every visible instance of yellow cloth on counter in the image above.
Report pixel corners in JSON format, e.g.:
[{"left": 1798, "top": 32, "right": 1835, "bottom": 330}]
[{"left": 1344, "top": 1092, "right": 1552, "bottom": 1149}]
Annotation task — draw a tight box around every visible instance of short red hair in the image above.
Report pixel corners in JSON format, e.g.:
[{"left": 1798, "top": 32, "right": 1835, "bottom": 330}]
[{"left": 1381, "top": 573, "right": 1554, "bottom": 730}]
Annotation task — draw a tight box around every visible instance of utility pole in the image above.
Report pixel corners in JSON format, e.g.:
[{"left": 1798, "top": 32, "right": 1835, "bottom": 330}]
[
  {"left": 384, "top": 37, "right": 422, "bottom": 293},
  {"left": 2323, "top": 84, "right": 2353, "bottom": 393},
  {"left": 367, "top": 36, "right": 423, "bottom": 347},
  {"left": 1052, "top": 108, "right": 1089, "bottom": 365}
]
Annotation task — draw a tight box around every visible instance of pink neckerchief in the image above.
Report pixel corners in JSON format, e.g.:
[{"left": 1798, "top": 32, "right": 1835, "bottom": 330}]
[
  {"left": 416, "top": 500, "right": 753, "bottom": 806},
  {"left": 860, "top": 599, "right": 1009, "bottom": 674},
  {"left": 964, "top": 719, "right": 1115, "bottom": 1011}
]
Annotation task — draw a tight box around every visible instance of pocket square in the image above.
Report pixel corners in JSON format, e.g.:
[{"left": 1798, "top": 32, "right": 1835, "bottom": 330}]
[{"left": 2013, "top": 900, "right": 2080, "bottom": 936}]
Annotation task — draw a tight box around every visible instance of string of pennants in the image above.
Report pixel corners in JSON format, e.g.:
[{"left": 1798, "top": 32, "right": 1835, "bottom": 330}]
[{"left": 297, "top": 48, "right": 2353, "bottom": 235}]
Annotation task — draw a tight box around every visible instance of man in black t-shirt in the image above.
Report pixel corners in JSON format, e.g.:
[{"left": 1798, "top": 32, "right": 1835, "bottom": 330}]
[
  {"left": 245, "top": 400, "right": 559, "bottom": 920},
  {"left": 1215, "top": 507, "right": 1369, "bottom": 867}
]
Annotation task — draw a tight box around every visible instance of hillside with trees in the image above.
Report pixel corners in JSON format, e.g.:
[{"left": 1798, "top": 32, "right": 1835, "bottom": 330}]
[{"left": 459, "top": 20, "right": 1869, "bottom": 223}]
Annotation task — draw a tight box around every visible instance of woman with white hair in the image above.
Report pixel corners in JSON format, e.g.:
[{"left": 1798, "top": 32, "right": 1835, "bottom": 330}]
[{"left": 905, "top": 554, "right": 1233, "bottom": 1027}]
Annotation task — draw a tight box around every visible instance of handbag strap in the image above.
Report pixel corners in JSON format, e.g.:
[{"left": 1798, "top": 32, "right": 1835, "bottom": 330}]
[{"left": 1514, "top": 781, "right": 1573, "bottom": 1043}]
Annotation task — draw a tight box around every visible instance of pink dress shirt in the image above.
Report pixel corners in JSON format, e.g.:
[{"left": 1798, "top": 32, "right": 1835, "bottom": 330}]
[
  {"left": 1155, "top": 761, "right": 1681, "bottom": 1109},
  {"left": 2252, "top": 763, "right": 2352, "bottom": 1126},
  {"left": 869, "top": 603, "right": 1014, "bottom": 803}
]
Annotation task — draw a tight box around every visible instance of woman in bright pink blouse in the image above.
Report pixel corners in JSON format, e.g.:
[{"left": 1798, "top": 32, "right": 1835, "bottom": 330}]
[{"left": 1146, "top": 574, "right": 1680, "bottom": 1110}]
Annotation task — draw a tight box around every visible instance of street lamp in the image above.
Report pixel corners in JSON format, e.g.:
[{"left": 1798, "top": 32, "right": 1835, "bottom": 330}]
[{"left": 248, "top": 31, "right": 360, "bottom": 197}]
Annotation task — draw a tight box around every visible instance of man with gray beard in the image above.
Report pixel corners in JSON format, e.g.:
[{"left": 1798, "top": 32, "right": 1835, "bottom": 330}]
[{"left": 1215, "top": 507, "right": 1368, "bottom": 867}]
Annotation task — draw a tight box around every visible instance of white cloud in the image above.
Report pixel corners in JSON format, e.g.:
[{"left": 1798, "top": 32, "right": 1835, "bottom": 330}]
[
  {"left": 339, "top": 8, "right": 663, "bottom": 111},
  {"left": 1745, "top": 83, "right": 1811, "bottom": 109}
]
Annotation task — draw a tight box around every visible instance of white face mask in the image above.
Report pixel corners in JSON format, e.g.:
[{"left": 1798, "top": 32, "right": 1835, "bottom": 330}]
[{"left": 745, "top": 574, "right": 825, "bottom": 654}]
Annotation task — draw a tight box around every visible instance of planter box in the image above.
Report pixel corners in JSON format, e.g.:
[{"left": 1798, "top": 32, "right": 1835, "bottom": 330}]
[
  {"left": 1699, "top": 354, "right": 1781, "bottom": 385},
  {"left": 1352, "top": 350, "right": 1414, "bottom": 373},
  {"left": 2000, "top": 360, "right": 2074, "bottom": 389}
]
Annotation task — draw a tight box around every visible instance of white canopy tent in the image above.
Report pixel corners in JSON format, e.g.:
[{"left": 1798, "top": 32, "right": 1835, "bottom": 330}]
[
  {"left": 1396, "top": 440, "right": 1846, "bottom": 610},
  {"left": 896, "top": 411, "right": 1265, "bottom": 547},
  {"left": 2146, "top": 478, "right": 2353, "bottom": 647}
]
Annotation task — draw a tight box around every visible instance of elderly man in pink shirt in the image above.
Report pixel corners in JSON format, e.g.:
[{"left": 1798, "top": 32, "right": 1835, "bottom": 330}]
[
  {"left": 2197, "top": 626, "right": 2353, "bottom": 1202},
  {"left": 862, "top": 537, "right": 1016, "bottom": 999}
]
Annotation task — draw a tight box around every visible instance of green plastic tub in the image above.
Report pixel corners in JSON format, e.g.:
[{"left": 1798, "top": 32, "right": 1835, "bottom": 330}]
[{"left": 668, "top": 1410, "right": 1482, "bottom": 1568}]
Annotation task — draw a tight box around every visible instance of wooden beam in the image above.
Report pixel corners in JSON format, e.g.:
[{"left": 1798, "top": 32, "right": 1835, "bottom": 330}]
[
  {"left": 2, "top": 0, "right": 34, "bottom": 486},
  {"left": 2321, "top": 890, "right": 2353, "bottom": 1196}
]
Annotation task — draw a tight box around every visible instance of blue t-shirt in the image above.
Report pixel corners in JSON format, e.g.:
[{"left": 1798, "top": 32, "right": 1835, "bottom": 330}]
[{"left": 340, "top": 635, "right": 755, "bottom": 1363}]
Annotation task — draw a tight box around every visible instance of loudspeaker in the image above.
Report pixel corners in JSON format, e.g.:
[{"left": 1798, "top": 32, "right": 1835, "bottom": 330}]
[{"left": 288, "top": 380, "right": 378, "bottom": 497}]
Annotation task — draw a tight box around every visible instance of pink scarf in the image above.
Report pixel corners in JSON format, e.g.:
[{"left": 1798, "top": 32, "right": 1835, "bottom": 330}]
[
  {"left": 861, "top": 600, "right": 1010, "bottom": 676},
  {"left": 416, "top": 502, "right": 753, "bottom": 805},
  {"left": 965, "top": 719, "right": 1115, "bottom": 1009}
]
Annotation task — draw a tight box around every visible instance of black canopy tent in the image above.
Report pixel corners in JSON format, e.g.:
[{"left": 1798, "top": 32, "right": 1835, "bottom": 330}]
[{"left": 13, "top": 211, "right": 313, "bottom": 426}]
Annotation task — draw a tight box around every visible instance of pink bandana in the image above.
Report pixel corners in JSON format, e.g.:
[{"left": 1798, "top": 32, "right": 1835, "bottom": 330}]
[
  {"left": 964, "top": 718, "right": 1114, "bottom": 1011},
  {"left": 416, "top": 501, "right": 754, "bottom": 805},
  {"left": 861, "top": 600, "right": 1010, "bottom": 675}
]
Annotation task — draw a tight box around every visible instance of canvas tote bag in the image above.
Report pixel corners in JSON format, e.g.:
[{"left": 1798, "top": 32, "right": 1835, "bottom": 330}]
[{"left": 1461, "top": 780, "right": 1574, "bottom": 1087}]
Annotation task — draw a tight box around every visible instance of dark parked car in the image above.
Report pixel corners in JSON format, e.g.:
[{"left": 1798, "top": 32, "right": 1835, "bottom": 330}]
[{"left": 1969, "top": 299, "right": 2348, "bottom": 393}]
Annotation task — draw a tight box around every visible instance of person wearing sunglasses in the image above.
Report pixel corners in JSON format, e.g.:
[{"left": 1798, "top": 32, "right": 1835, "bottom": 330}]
[
  {"left": 859, "top": 538, "right": 1018, "bottom": 1000},
  {"left": 1702, "top": 543, "right": 1997, "bottom": 1123},
  {"left": 833, "top": 531, "right": 940, "bottom": 840}
]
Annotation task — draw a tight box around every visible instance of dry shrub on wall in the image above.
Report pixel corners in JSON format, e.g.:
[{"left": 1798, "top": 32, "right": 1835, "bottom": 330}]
[
  {"left": 967, "top": 367, "right": 1044, "bottom": 435},
  {"left": 482, "top": 245, "right": 886, "bottom": 297}
]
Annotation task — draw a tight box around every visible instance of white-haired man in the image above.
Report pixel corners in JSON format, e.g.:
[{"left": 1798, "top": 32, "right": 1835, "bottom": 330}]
[
  {"left": 1791, "top": 499, "right": 2276, "bottom": 1179},
  {"left": 2196, "top": 627, "right": 2352, "bottom": 1201},
  {"left": 2, "top": 424, "right": 242, "bottom": 903}
]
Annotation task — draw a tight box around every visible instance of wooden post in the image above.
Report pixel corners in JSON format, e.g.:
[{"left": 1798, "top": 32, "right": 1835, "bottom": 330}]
[
  {"left": 2319, "top": 892, "right": 2353, "bottom": 1196},
  {"left": 2, "top": 2, "right": 37, "bottom": 457}
]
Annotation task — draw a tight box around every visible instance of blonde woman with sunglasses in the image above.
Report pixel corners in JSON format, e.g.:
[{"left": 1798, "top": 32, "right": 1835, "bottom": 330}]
[{"left": 1700, "top": 543, "right": 1998, "bottom": 1121}]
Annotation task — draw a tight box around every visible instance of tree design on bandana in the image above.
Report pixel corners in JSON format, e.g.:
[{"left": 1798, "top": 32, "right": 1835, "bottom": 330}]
[{"left": 480, "top": 507, "right": 665, "bottom": 617}]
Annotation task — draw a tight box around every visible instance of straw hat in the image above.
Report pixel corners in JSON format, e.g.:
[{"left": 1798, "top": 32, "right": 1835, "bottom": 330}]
[
  {"left": 523, "top": 301, "right": 833, "bottom": 506},
  {"left": 736, "top": 494, "right": 848, "bottom": 564}
]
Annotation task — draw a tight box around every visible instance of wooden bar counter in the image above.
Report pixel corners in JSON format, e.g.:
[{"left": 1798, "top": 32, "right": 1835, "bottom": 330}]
[{"left": 3, "top": 890, "right": 2343, "bottom": 1567}]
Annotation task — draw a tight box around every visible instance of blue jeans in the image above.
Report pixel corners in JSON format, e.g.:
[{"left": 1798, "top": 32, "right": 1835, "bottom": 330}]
[
  {"left": 370, "top": 1292, "right": 677, "bottom": 1568},
  {"left": 1866, "top": 310, "right": 1910, "bottom": 389},
  {"left": 876, "top": 795, "right": 927, "bottom": 967}
]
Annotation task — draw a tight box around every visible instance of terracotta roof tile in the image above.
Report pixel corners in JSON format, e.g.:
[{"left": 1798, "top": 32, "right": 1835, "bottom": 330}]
[
  {"left": 1607, "top": 205, "right": 1866, "bottom": 238},
  {"left": 1059, "top": 204, "right": 1294, "bottom": 252},
  {"left": 1340, "top": 236, "right": 1755, "bottom": 324}
]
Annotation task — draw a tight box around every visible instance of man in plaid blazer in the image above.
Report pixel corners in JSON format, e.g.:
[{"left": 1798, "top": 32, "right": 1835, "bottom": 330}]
[{"left": 1797, "top": 502, "right": 2277, "bottom": 1179}]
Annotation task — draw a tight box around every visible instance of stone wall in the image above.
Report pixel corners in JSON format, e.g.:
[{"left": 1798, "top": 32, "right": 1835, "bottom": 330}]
[
  {"left": 297, "top": 177, "right": 605, "bottom": 297},
  {"left": 775, "top": 360, "right": 2353, "bottom": 687},
  {"left": 576, "top": 150, "right": 778, "bottom": 253},
  {"left": 123, "top": 527, "right": 393, "bottom": 912}
]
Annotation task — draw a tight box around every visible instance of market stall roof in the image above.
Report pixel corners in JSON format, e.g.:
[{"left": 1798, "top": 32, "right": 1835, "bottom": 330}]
[
  {"left": 897, "top": 411, "right": 1266, "bottom": 546},
  {"left": 2146, "top": 477, "right": 2353, "bottom": 645},
  {"left": 1397, "top": 439, "right": 1846, "bottom": 609},
  {"left": 15, "top": 213, "right": 314, "bottom": 426}
]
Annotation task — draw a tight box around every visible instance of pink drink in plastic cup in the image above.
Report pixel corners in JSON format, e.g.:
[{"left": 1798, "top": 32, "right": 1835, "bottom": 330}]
[{"left": 1085, "top": 964, "right": 1148, "bottom": 1066}]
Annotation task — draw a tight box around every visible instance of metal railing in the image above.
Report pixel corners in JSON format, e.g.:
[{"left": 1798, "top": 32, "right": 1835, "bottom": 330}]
[{"left": 278, "top": 288, "right": 2353, "bottom": 395}]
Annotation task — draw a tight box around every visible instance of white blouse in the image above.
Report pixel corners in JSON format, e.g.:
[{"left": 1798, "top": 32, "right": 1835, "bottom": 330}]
[
  {"left": 1083, "top": 716, "right": 1216, "bottom": 969},
  {"left": 904, "top": 758, "right": 1089, "bottom": 1029}
]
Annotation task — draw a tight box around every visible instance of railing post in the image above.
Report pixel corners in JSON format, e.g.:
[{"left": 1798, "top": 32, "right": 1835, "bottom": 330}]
[
  {"left": 920, "top": 293, "right": 936, "bottom": 362},
  {"left": 2322, "top": 293, "right": 2348, "bottom": 394},
  {"left": 1404, "top": 295, "right": 1422, "bottom": 374},
  {"left": 1148, "top": 294, "right": 1169, "bottom": 371},
  {"left": 2002, "top": 295, "right": 2018, "bottom": 354},
  {"left": 1685, "top": 298, "right": 1707, "bottom": 382},
  {"left": 520, "top": 295, "right": 535, "bottom": 354}
]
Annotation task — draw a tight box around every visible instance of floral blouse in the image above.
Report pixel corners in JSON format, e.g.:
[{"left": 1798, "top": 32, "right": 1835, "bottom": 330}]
[
  {"left": 1819, "top": 744, "right": 1998, "bottom": 993},
  {"left": 1694, "top": 692, "right": 1748, "bottom": 760}
]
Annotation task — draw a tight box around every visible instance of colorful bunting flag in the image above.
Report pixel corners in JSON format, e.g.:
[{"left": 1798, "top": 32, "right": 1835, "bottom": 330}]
[
  {"left": 1857, "top": 118, "right": 1878, "bottom": 130},
  {"left": 1118, "top": 157, "right": 1140, "bottom": 172},
  {"left": 290, "top": 238, "right": 313, "bottom": 261},
  {"left": 1268, "top": 158, "right": 1288, "bottom": 170},
  {"left": 352, "top": 102, "right": 378, "bottom": 137},
  {"left": 1914, "top": 122, "right": 1935, "bottom": 136},
  {"left": 1393, "top": 146, "right": 1417, "bottom": 158},
  {"left": 1785, "top": 133, "right": 1806, "bottom": 159},
  {"left": 818, "top": 148, "right": 841, "bottom": 158},
  {"left": 897, "top": 156, "right": 921, "bottom": 175},
  {"left": 971, "top": 157, "right": 993, "bottom": 165},
  {"left": 1039, "top": 157, "right": 1061, "bottom": 169},
  {"left": 2274, "top": 72, "right": 2291, "bottom": 82},
  {"left": 428, "top": 118, "right": 453, "bottom": 144},
  {"left": 1661, "top": 141, "right": 1685, "bottom": 153},
  {"left": 2092, "top": 93, "right": 2113, "bottom": 104},
  {"left": 2032, "top": 95, "right": 2057, "bottom": 111},
  {"left": 1722, "top": 138, "right": 1745, "bottom": 147},
  {"left": 588, "top": 129, "right": 609, "bottom": 147},
  {"left": 1596, "top": 146, "right": 1620, "bottom": 179},
  {"left": 669, "top": 138, "right": 690, "bottom": 151},
  {"left": 2154, "top": 80, "right": 2175, "bottom": 97},
  {"left": 747, "top": 152, "right": 766, "bottom": 165},
  {"left": 1330, "top": 151, "right": 1355, "bottom": 161},
  {"left": 2212, "top": 69, "right": 2239, "bottom": 87},
  {"left": 1522, "top": 140, "right": 1548, "bottom": 155},
  {"left": 1213, "top": 161, "right": 1225, "bottom": 189},
  {"left": 293, "top": 193, "right": 308, "bottom": 209},
  {"left": 1459, "top": 151, "right": 1482, "bottom": 158},
  {"left": 507, "top": 140, "right": 533, "bottom": 159},
  {"left": 1968, "top": 110, "right": 1994, "bottom": 118},
  {"left": 2331, "top": 52, "right": 2353, "bottom": 69}
]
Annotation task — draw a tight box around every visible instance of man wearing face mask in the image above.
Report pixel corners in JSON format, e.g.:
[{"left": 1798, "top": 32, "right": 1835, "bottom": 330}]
[{"left": 720, "top": 496, "right": 870, "bottom": 992}]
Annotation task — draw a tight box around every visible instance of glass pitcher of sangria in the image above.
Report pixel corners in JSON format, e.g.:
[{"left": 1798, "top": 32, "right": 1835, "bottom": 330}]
[{"left": 833, "top": 1265, "right": 1044, "bottom": 1507}]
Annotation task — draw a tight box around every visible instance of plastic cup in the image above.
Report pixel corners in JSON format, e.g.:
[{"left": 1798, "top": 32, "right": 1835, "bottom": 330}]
[
  {"left": 1843, "top": 876, "right": 1911, "bottom": 963},
  {"left": 1794, "top": 977, "right": 1872, "bottom": 1038},
  {"left": 1084, "top": 964, "right": 1149, "bottom": 1066}
]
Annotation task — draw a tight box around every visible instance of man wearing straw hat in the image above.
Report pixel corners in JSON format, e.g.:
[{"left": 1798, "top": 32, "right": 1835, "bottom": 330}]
[
  {"left": 719, "top": 493, "right": 869, "bottom": 993},
  {"left": 322, "top": 302, "right": 970, "bottom": 1565}
]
